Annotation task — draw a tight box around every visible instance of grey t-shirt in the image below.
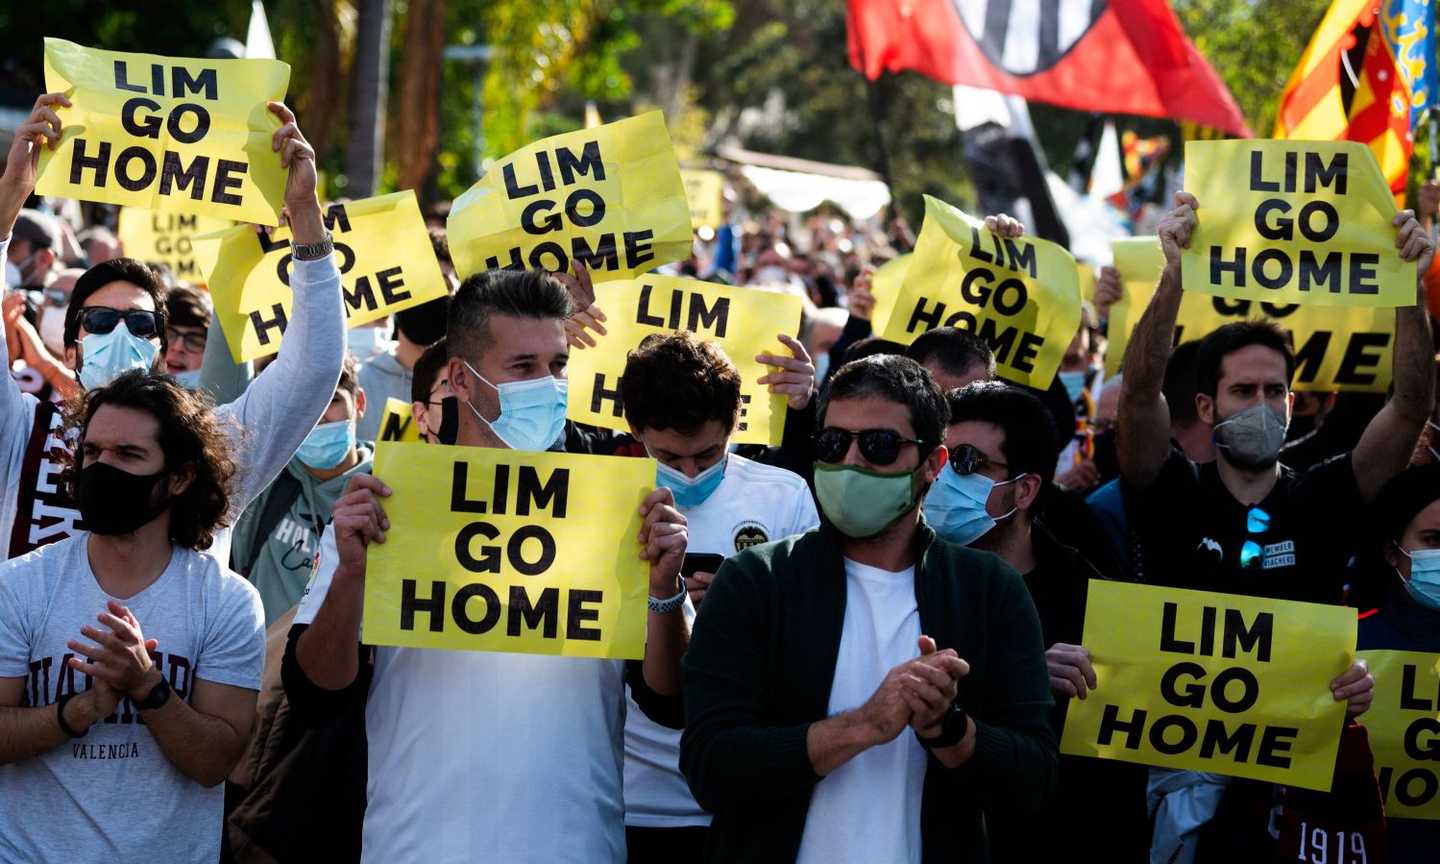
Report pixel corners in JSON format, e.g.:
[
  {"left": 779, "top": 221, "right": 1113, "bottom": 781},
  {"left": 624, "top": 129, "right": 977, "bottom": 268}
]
[{"left": 0, "top": 534, "right": 264, "bottom": 863}]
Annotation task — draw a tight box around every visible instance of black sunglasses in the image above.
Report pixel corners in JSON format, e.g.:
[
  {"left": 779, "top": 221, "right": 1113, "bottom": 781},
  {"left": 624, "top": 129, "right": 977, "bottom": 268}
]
[
  {"left": 949, "top": 444, "right": 1008, "bottom": 476},
  {"left": 814, "top": 427, "right": 927, "bottom": 466},
  {"left": 80, "top": 307, "right": 160, "bottom": 340}
]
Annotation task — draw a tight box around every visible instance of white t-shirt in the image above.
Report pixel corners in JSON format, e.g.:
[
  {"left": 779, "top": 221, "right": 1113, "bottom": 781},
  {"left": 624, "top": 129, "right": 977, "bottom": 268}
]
[
  {"left": 0, "top": 534, "right": 265, "bottom": 863},
  {"left": 623, "top": 454, "right": 819, "bottom": 828},
  {"left": 295, "top": 525, "right": 630, "bottom": 864},
  {"left": 795, "top": 559, "right": 925, "bottom": 864}
]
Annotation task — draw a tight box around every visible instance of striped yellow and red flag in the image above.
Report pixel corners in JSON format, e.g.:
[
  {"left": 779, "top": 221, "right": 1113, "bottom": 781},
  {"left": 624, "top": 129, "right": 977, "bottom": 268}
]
[
  {"left": 1273, "top": 0, "right": 1370, "bottom": 141},
  {"left": 1276, "top": 1, "right": 1437, "bottom": 201}
]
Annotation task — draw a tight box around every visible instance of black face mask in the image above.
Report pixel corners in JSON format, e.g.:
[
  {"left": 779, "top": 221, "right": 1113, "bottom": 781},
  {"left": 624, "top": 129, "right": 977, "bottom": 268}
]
[
  {"left": 395, "top": 295, "right": 451, "bottom": 347},
  {"left": 75, "top": 462, "right": 172, "bottom": 535},
  {"left": 437, "top": 396, "right": 460, "bottom": 446}
]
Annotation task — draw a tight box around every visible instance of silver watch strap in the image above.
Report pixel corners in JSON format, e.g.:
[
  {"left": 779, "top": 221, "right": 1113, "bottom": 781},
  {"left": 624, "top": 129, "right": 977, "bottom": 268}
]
[
  {"left": 648, "top": 575, "right": 687, "bottom": 614},
  {"left": 291, "top": 229, "right": 334, "bottom": 261}
]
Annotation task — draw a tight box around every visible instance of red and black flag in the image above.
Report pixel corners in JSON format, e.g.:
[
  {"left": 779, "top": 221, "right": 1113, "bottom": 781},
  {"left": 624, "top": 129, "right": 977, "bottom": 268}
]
[{"left": 847, "top": 0, "right": 1251, "bottom": 137}]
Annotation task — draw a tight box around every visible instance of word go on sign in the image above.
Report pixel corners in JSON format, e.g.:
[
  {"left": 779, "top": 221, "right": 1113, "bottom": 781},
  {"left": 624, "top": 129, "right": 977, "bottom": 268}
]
[
  {"left": 1061, "top": 582, "right": 1356, "bottom": 792},
  {"left": 362, "top": 443, "right": 655, "bottom": 659},
  {"left": 1182, "top": 140, "right": 1416, "bottom": 309},
  {"left": 36, "top": 38, "right": 291, "bottom": 225},
  {"left": 196, "top": 191, "right": 448, "bottom": 362},
  {"left": 447, "top": 111, "right": 693, "bottom": 282},
  {"left": 880, "top": 195, "right": 1081, "bottom": 391}
]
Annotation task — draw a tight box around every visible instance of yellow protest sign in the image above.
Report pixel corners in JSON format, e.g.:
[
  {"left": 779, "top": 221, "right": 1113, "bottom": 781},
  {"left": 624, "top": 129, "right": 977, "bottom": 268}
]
[
  {"left": 1061, "top": 582, "right": 1355, "bottom": 792},
  {"left": 35, "top": 38, "right": 290, "bottom": 226},
  {"left": 681, "top": 169, "right": 725, "bottom": 229},
  {"left": 1182, "top": 140, "right": 1415, "bottom": 308},
  {"left": 363, "top": 442, "right": 653, "bottom": 659},
  {"left": 196, "top": 190, "right": 447, "bottom": 362},
  {"left": 448, "top": 111, "right": 692, "bottom": 281},
  {"left": 117, "top": 208, "right": 230, "bottom": 284},
  {"left": 568, "top": 275, "right": 802, "bottom": 447},
  {"left": 868, "top": 253, "right": 911, "bottom": 336},
  {"left": 1357, "top": 649, "right": 1440, "bottom": 820},
  {"left": 1108, "top": 237, "right": 1395, "bottom": 393},
  {"left": 880, "top": 196, "right": 1081, "bottom": 389},
  {"left": 377, "top": 398, "right": 421, "bottom": 443}
]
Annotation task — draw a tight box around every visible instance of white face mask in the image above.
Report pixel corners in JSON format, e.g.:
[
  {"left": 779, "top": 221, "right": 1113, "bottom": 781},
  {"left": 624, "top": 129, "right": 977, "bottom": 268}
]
[{"left": 3, "top": 260, "right": 20, "bottom": 289}]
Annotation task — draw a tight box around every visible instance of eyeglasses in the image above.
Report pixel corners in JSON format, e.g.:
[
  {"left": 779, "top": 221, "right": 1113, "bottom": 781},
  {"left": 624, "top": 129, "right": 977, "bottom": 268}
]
[
  {"left": 166, "top": 327, "right": 207, "bottom": 352},
  {"left": 949, "top": 443, "right": 1009, "bottom": 477},
  {"left": 79, "top": 307, "right": 160, "bottom": 340},
  {"left": 814, "top": 427, "right": 927, "bottom": 466},
  {"left": 1239, "top": 506, "right": 1271, "bottom": 568}
]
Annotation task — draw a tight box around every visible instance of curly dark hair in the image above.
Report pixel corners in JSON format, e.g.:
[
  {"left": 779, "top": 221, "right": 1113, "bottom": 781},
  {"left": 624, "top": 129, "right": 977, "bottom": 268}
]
[
  {"left": 621, "top": 331, "right": 743, "bottom": 434},
  {"left": 65, "top": 371, "right": 237, "bottom": 551}
]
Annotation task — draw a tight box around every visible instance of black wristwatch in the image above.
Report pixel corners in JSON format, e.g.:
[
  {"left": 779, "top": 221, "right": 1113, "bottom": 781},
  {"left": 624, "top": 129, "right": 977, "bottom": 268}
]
[
  {"left": 917, "top": 703, "right": 970, "bottom": 750},
  {"left": 55, "top": 692, "right": 88, "bottom": 738},
  {"left": 135, "top": 675, "right": 172, "bottom": 712}
]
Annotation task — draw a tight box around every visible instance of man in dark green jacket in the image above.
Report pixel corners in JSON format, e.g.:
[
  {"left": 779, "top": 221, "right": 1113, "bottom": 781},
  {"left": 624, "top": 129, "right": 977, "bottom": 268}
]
[{"left": 681, "top": 354, "right": 1057, "bottom": 864}]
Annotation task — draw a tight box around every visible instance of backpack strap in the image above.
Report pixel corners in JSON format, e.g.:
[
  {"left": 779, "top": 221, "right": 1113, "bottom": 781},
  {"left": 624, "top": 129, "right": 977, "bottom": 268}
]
[{"left": 239, "top": 469, "right": 304, "bottom": 578}]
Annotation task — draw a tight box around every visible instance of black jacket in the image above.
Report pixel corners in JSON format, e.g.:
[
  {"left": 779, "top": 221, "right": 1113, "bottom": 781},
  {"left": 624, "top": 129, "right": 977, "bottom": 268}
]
[{"left": 680, "top": 523, "right": 1058, "bottom": 863}]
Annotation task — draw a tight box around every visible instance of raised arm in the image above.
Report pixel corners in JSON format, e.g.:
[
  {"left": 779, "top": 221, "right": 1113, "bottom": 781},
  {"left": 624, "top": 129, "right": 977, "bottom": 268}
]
[
  {"left": 216, "top": 103, "right": 345, "bottom": 514},
  {"left": 1118, "top": 193, "right": 1197, "bottom": 489},
  {"left": 1352, "top": 210, "right": 1436, "bottom": 501}
]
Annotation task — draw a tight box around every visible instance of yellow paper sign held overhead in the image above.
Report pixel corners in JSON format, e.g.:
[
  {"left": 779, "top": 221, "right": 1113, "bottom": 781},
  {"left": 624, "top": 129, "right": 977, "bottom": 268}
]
[
  {"left": 1108, "top": 237, "right": 1395, "bottom": 393},
  {"left": 36, "top": 38, "right": 290, "bottom": 226},
  {"left": 880, "top": 196, "right": 1082, "bottom": 390},
  {"left": 196, "top": 190, "right": 448, "bottom": 362},
  {"left": 568, "top": 275, "right": 803, "bottom": 447},
  {"left": 681, "top": 169, "right": 725, "bottom": 229},
  {"left": 362, "top": 442, "right": 653, "bottom": 659},
  {"left": 1357, "top": 649, "right": 1440, "bottom": 820},
  {"left": 1182, "top": 140, "right": 1415, "bottom": 308},
  {"left": 377, "top": 398, "right": 421, "bottom": 443},
  {"left": 117, "top": 208, "right": 230, "bottom": 284},
  {"left": 1061, "top": 581, "right": 1355, "bottom": 792},
  {"left": 448, "top": 111, "right": 692, "bottom": 281}
]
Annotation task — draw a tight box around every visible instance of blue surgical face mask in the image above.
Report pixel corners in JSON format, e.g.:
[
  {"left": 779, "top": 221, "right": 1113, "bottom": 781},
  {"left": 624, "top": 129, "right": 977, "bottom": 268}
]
[
  {"left": 347, "top": 325, "right": 391, "bottom": 359},
  {"left": 172, "top": 368, "right": 203, "bottom": 390},
  {"left": 295, "top": 419, "right": 356, "bottom": 470},
  {"left": 654, "top": 454, "right": 727, "bottom": 509},
  {"left": 922, "top": 466, "right": 1025, "bottom": 546},
  {"left": 1059, "top": 369, "right": 1087, "bottom": 403},
  {"left": 1399, "top": 546, "right": 1440, "bottom": 612},
  {"left": 463, "top": 361, "right": 568, "bottom": 452},
  {"left": 78, "top": 321, "right": 160, "bottom": 391}
]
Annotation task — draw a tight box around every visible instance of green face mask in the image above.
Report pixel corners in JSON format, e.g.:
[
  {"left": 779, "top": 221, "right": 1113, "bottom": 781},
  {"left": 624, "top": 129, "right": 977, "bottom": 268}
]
[{"left": 813, "top": 462, "right": 919, "bottom": 539}]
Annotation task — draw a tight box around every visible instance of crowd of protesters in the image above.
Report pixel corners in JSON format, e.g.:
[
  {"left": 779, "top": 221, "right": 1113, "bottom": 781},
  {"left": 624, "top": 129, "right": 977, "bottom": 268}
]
[{"left": 1, "top": 85, "right": 1439, "bottom": 864}]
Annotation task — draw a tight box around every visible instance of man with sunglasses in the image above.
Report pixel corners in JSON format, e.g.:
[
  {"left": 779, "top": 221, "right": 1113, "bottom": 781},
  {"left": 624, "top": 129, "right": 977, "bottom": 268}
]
[
  {"left": 1117, "top": 192, "right": 1427, "bottom": 858},
  {"left": 0, "top": 94, "right": 346, "bottom": 563},
  {"left": 924, "top": 381, "right": 1150, "bottom": 863},
  {"left": 682, "top": 354, "right": 1055, "bottom": 863}
]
